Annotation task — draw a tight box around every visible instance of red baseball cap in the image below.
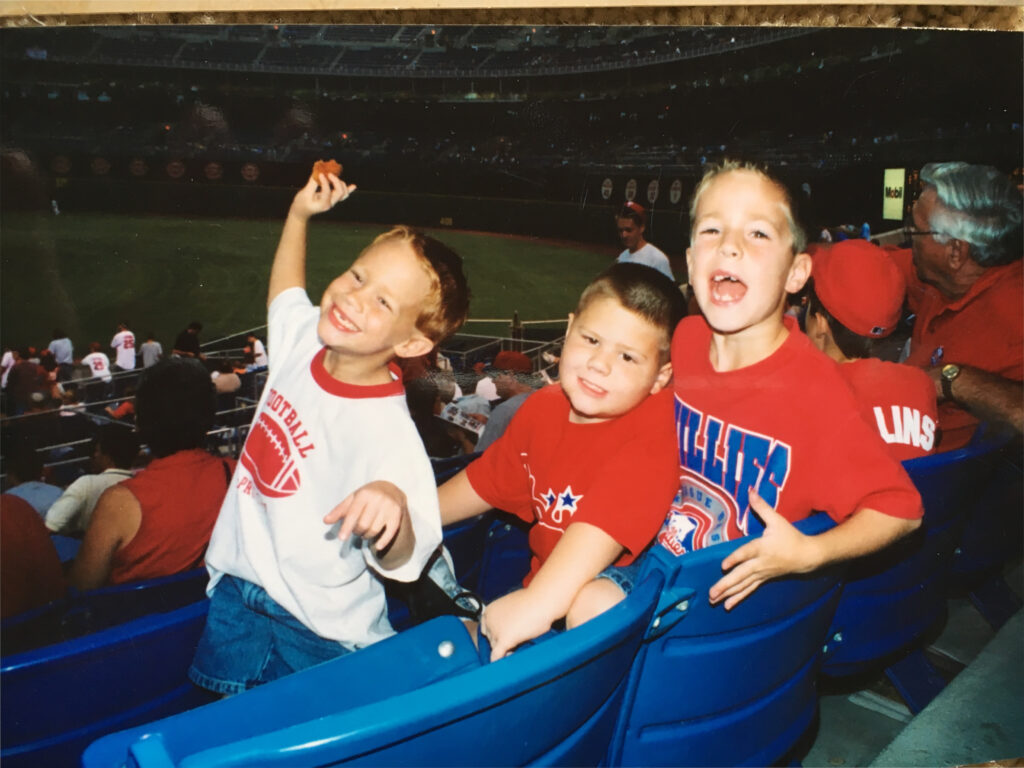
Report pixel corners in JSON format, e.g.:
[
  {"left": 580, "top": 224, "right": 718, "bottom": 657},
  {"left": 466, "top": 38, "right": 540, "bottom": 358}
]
[
  {"left": 492, "top": 350, "right": 533, "bottom": 373},
  {"left": 811, "top": 240, "right": 906, "bottom": 338}
]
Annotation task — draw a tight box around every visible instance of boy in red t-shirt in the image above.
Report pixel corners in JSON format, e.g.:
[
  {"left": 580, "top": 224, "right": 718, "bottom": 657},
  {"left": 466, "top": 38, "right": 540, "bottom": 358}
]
[
  {"left": 805, "top": 240, "right": 938, "bottom": 460},
  {"left": 662, "top": 160, "right": 922, "bottom": 610},
  {"left": 439, "top": 263, "right": 685, "bottom": 660}
]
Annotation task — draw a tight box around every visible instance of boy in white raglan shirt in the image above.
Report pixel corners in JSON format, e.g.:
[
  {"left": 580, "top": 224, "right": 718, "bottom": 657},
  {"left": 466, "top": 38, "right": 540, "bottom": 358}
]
[{"left": 189, "top": 167, "right": 471, "bottom": 694}]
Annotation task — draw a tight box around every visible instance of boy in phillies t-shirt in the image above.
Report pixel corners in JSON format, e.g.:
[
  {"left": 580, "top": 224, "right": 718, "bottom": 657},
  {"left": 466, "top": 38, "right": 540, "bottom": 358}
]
[
  {"left": 189, "top": 168, "right": 471, "bottom": 694},
  {"left": 439, "top": 263, "right": 685, "bottom": 661},
  {"left": 659, "top": 160, "right": 922, "bottom": 610},
  {"left": 804, "top": 240, "right": 938, "bottom": 461}
]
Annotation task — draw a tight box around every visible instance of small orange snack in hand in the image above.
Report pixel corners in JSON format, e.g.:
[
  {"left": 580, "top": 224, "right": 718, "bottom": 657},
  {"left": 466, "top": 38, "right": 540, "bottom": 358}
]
[{"left": 311, "top": 159, "right": 342, "bottom": 182}]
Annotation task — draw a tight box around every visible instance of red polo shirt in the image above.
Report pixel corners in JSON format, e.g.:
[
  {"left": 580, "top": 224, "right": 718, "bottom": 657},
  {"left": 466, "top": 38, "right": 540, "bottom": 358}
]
[{"left": 890, "top": 248, "right": 1023, "bottom": 450}]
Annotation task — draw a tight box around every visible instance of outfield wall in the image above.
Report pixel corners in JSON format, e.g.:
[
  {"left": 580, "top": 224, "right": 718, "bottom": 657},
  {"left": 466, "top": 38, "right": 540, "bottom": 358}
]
[{"left": 5, "top": 158, "right": 906, "bottom": 265}]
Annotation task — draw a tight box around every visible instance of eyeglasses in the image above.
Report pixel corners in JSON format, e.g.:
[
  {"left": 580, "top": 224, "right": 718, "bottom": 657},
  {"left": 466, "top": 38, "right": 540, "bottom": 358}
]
[{"left": 902, "top": 219, "right": 943, "bottom": 241}]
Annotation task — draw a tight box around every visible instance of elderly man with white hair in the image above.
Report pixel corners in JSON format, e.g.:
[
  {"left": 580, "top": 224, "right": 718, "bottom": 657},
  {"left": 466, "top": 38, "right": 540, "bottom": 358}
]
[{"left": 893, "top": 161, "right": 1023, "bottom": 450}]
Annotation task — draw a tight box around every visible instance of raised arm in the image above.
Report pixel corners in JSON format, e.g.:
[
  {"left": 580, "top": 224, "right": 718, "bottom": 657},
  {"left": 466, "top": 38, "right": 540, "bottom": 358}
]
[
  {"left": 68, "top": 484, "right": 142, "bottom": 591},
  {"left": 268, "top": 172, "right": 357, "bottom": 308}
]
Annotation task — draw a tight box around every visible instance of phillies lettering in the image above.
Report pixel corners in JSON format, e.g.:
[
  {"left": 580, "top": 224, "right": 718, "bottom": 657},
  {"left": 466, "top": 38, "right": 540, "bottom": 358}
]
[
  {"left": 873, "top": 406, "right": 936, "bottom": 451},
  {"left": 676, "top": 397, "right": 791, "bottom": 514},
  {"left": 658, "top": 397, "right": 792, "bottom": 555},
  {"left": 264, "top": 388, "right": 316, "bottom": 457}
]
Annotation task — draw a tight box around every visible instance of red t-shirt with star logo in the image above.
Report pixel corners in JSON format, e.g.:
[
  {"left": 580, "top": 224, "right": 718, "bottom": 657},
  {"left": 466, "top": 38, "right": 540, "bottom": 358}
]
[{"left": 467, "top": 384, "right": 679, "bottom": 586}]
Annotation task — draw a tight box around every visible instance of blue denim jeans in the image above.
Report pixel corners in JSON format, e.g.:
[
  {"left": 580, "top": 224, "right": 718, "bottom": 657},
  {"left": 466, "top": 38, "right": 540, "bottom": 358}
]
[
  {"left": 597, "top": 557, "right": 644, "bottom": 596},
  {"left": 188, "top": 574, "right": 351, "bottom": 695}
]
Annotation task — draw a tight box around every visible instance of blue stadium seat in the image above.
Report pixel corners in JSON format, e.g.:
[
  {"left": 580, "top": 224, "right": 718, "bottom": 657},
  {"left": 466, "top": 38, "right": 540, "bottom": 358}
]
[
  {"left": 82, "top": 572, "right": 664, "bottom": 768},
  {"left": 1, "top": 600, "right": 215, "bottom": 768},
  {"left": 950, "top": 429, "right": 1023, "bottom": 629},
  {"left": 1, "top": 567, "right": 209, "bottom": 657},
  {"left": 821, "top": 429, "right": 1014, "bottom": 712},
  {"left": 608, "top": 514, "right": 843, "bottom": 767}
]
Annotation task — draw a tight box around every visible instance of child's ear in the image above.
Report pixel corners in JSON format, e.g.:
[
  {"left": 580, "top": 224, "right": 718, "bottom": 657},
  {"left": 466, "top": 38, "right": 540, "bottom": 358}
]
[
  {"left": 649, "top": 360, "right": 673, "bottom": 394},
  {"left": 565, "top": 312, "right": 576, "bottom": 333},
  {"left": 785, "top": 252, "right": 812, "bottom": 294},
  {"left": 685, "top": 247, "right": 694, "bottom": 281},
  {"left": 393, "top": 332, "right": 434, "bottom": 360}
]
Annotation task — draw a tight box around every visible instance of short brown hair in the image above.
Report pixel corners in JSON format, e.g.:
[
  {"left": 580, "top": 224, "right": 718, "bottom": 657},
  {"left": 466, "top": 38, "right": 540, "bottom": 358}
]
[
  {"left": 575, "top": 262, "right": 685, "bottom": 359},
  {"left": 363, "top": 226, "right": 470, "bottom": 343}
]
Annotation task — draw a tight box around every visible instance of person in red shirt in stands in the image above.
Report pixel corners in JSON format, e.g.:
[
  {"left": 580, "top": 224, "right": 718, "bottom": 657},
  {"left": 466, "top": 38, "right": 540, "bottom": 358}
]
[
  {"left": 891, "top": 161, "right": 1022, "bottom": 451},
  {"left": 69, "top": 358, "right": 234, "bottom": 589},
  {"left": 805, "top": 240, "right": 938, "bottom": 461}
]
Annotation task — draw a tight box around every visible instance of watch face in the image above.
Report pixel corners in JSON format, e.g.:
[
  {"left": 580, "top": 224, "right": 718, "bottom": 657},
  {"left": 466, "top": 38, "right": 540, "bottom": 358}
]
[{"left": 942, "top": 364, "right": 960, "bottom": 380}]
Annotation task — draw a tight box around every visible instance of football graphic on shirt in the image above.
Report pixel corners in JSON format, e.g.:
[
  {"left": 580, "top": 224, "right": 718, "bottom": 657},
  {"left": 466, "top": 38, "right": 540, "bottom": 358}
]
[{"left": 240, "top": 411, "right": 301, "bottom": 498}]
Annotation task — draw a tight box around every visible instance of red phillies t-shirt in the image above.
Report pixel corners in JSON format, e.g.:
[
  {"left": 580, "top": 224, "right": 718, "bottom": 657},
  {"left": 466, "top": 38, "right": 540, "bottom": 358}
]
[
  {"left": 467, "top": 385, "right": 679, "bottom": 586},
  {"left": 889, "top": 248, "right": 1023, "bottom": 450},
  {"left": 657, "top": 316, "right": 922, "bottom": 557},
  {"left": 838, "top": 357, "right": 938, "bottom": 463}
]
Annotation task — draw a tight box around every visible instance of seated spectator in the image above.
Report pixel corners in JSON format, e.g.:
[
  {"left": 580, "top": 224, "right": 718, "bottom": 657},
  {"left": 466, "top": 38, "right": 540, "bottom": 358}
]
[
  {"left": 246, "top": 332, "right": 269, "bottom": 368},
  {"left": 3, "top": 446, "right": 63, "bottom": 518},
  {"left": 104, "top": 384, "right": 136, "bottom": 422},
  {"left": 891, "top": 161, "right": 1023, "bottom": 450},
  {"left": 69, "top": 358, "right": 235, "bottom": 590},
  {"left": 476, "top": 351, "right": 544, "bottom": 452},
  {"left": 45, "top": 424, "right": 140, "bottom": 537},
  {"left": 211, "top": 359, "right": 242, "bottom": 394},
  {"left": 805, "top": 241, "right": 938, "bottom": 460},
  {"left": 406, "top": 374, "right": 461, "bottom": 458},
  {"left": 1, "top": 493, "right": 65, "bottom": 618},
  {"left": 472, "top": 361, "right": 498, "bottom": 401}
]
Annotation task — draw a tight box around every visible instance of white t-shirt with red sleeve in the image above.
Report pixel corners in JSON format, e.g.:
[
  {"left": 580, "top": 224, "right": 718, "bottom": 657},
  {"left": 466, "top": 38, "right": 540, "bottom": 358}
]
[
  {"left": 204, "top": 287, "right": 442, "bottom": 649},
  {"left": 657, "top": 315, "right": 922, "bottom": 557},
  {"left": 838, "top": 357, "right": 938, "bottom": 462},
  {"left": 467, "top": 384, "right": 679, "bottom": 586}
]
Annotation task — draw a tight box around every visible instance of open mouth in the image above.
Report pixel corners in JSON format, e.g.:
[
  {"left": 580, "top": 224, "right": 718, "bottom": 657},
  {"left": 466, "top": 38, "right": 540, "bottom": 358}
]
[
  {"left": 327, "top": 304, "right": 359, "bottom": 333},
  {"left": 710, "top": 271, "right": 747, "bottom": 304}
]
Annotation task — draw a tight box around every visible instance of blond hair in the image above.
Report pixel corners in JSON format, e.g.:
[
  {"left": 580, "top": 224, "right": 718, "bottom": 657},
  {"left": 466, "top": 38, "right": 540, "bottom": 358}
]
[
  {"left": 361, "top": 226, "right": 470, "bottom": 343},
  {"left": 688, "top": 160, "right": 807, "bottom": 255}
]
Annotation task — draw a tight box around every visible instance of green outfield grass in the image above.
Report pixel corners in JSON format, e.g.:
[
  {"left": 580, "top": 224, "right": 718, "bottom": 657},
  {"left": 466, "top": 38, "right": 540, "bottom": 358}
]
[{"left": 1, "top": 210, "right": 612, "bottom": 354}]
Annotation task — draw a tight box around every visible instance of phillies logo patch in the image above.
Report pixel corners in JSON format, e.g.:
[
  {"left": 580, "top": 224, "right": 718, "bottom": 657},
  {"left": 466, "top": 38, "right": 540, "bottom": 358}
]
[
  {"left": 657, "top": 469, "right": 742, "bottom": 555},
  {"left": 239, "top": 388, "right": 315, "bottom": 498}
]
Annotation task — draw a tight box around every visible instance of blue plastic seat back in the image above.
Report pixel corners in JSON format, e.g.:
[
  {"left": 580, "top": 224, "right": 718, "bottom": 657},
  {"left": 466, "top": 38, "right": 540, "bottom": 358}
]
[
  {"left": 823, "top": 432, "right": 1010, "bottom": 675},
  {"left": 610, "top": 514, "right": 843, "bottom": 768},
  {"left": 952, "top": 428, "right": 1023, "bottom": 578},
  {"left": 430, "top": 451, "right": 481, "bottom": 485},
  {"left": 1, "top": 568, "right": 209, "bottom": 657},
  {"left": 84, "top": 572, "right": 664, "bottom": 768},
  {"left": 1, "top": 599, "right": 214, "bottom": 768}
]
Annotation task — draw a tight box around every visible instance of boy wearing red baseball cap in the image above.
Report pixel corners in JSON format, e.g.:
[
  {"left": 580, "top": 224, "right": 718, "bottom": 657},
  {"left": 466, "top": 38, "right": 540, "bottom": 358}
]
[{"left": 805, "top": 240, "right": 938, "bottom": 459}]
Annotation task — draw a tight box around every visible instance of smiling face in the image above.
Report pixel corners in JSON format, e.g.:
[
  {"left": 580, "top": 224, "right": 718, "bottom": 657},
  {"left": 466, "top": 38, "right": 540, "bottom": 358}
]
[
  {"left": 686, "top": 169, "right": 810, "bottom": 339},
  {"left": 558, "top": 295, "right": 671, "bottom": 424},
  {"left": 317, "top": 238, "right": 434, "bottom": 370}
]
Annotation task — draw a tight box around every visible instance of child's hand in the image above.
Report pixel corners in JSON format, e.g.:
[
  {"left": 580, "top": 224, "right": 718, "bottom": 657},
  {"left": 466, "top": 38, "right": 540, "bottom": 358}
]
[
  {"left": 708, "top": 489, "right": 822, "bottom": 610},
  {"left": 479, "top": 589, "right": 552, "bottom": 662},
  {"left": 323, "top": 480, "right": 407, "bottom": 554},
  {"left": 289, "top": 172, "right": 356, "bottom": 221}
]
